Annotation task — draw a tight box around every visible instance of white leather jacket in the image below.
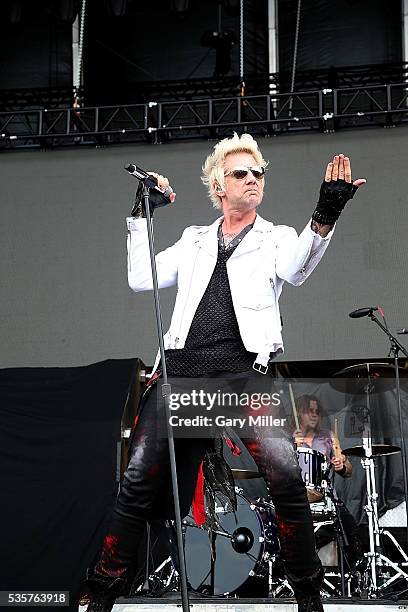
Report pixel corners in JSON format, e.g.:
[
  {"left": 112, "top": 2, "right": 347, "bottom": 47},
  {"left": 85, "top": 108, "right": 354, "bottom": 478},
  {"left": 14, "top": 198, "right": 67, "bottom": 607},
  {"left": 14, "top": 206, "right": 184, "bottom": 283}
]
[{"left": 127, "top": 214, "right": 333, "bottom": 371}]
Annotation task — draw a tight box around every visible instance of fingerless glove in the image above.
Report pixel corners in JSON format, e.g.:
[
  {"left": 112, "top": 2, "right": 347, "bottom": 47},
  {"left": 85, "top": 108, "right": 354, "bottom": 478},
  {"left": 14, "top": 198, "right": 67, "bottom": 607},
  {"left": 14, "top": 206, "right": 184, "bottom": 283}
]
[{"left": 312, "top": 179, "right": 358, "bottom": 225}]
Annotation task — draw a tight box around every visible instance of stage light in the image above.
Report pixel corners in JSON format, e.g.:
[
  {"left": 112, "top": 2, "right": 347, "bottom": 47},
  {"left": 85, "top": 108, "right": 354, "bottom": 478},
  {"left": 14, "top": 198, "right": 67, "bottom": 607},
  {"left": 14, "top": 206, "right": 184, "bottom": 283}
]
[
  {"left": 9, "top": 0, "right": 23, "bottom": 24},
  {"left": 107, "top": 0, "right": 127, "bottom": 17},
  {"left": 202, "top": 29, "right": 237, "bottom": 76},
  {"left": 58, "top": 0, "right": 79, "bottom": 23},
  {"left": 170, "top": 0, "right": 189, "bottom": 19},
  {"left": 222, "top": 0, "right": 239, "bottom": 17}
]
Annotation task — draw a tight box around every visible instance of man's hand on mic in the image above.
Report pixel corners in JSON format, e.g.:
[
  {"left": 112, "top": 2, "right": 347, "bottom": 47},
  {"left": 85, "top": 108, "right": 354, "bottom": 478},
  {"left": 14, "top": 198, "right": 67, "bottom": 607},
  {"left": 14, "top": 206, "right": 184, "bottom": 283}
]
[
  {"left": 147, "top": 172, "right": 176, "bottom": 203},
  {"left": 131, "top": 171, "right": 176, "bottom": 218}
]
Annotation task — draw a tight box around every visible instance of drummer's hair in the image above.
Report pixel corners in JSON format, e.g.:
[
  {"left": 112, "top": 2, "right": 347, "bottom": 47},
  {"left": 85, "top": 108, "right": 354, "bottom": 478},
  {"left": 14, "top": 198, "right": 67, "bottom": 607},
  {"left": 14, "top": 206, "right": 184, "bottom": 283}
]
[
  {"left": 296, "top": 395, "right": 323, "bottom": 420},
  {"left": 201, "top": 132, "right": 267, "bottom": 209}
]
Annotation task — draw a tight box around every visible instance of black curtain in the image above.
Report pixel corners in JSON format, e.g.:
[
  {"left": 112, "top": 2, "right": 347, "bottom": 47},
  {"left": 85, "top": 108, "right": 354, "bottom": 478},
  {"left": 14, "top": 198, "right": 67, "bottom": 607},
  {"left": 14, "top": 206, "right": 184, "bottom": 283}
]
[
  {"left": 0, "top": 358, "right": 137, "bottom": 611},
  {"left": 278, "top": 0, "right": 402, "bottom": 75}
]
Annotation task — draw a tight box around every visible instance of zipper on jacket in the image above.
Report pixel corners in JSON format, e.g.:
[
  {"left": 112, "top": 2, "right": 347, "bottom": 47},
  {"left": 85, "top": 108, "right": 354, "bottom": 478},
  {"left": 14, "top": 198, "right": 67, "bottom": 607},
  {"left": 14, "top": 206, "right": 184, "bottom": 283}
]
[
  {"left": 299, "top": 250, "right": 317, "bottom": 274},
  {"left": 175, "top": 249, "right": 200, "bottom": 346},
  {"left": 270, "top": 277, "right": 284, "bottom": 329},
  {"left": 127, "top": 230, "right": 132, "bottom": 273},
  {"left": 269, "top": 277, "right": 277, "bottom": 302}
]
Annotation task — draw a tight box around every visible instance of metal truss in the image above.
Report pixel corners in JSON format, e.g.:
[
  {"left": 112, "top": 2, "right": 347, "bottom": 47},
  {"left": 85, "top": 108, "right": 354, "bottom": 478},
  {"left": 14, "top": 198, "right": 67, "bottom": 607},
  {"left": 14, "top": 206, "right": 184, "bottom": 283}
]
[{"left": 1, "top": 83, "right": 408, "bottom": 150}]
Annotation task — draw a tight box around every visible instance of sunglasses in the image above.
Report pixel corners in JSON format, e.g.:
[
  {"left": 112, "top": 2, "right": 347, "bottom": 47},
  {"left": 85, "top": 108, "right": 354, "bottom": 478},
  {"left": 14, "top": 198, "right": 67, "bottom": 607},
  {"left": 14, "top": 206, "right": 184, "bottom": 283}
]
[{"left": 224, "top": 165, "right": 266, "bottom": 180}]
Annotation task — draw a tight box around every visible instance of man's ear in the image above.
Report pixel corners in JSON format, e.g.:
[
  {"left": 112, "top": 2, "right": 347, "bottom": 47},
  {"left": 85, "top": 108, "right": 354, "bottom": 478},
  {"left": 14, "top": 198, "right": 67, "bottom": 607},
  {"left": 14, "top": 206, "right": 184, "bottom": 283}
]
[{"left": 214, "top": 182, "right": 224, "bottom": 195}]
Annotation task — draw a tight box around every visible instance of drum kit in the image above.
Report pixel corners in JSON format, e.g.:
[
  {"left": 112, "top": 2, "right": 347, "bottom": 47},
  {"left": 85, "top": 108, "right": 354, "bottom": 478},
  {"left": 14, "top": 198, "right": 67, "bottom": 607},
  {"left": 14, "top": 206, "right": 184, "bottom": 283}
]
[
  {"left": 133, "top": 362, "right": 408, "bottom": 601},
  {"left": 330, "top": 362, "right": 408, "bottom": 597}
]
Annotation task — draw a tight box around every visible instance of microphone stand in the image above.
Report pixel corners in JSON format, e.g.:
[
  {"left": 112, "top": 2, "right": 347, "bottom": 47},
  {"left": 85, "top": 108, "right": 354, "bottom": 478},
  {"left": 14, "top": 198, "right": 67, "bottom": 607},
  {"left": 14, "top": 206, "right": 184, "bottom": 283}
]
[
  {"left": 137, "top": 182, "right": 190, "bottom": 612},
  {"left": 367, "top": 312, "right": 408, "bottom": 556}
]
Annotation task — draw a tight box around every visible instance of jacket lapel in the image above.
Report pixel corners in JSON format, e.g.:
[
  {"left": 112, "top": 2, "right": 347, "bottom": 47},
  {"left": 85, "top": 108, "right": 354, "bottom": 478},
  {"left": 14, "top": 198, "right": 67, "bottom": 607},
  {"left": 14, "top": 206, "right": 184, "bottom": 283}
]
[
  {"left": 230, "top": 213, "right": 274, "bottom": 258},
  {"left": 194, "top": 217, "right": 222, "bottom": 257},
  {"left": 193, "top": 213, "right": 274, "bottom": 258}
]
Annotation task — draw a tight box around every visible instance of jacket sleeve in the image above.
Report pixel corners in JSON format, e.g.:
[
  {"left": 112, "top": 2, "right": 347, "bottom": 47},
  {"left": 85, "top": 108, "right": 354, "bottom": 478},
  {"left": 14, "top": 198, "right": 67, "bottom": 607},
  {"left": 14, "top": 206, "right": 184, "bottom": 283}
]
[
  {"left": 275, "top": 220, "right": 334, "bottom": 286},
  {"left": 126, "top": 217, "right": 181, "bottom": 292}
]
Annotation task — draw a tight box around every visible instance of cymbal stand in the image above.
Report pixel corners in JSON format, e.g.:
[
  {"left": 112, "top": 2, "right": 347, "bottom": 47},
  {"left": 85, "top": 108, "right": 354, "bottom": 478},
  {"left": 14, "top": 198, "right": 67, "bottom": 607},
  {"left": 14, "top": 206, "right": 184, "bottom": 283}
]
[
  {"left": 367, "top": 311, "right": 408, "bottom": 551},
  {"left": 360, "top": 371, "right": 408, "bottom": 596},
  {"left": 360, "top": 394, "right": 379, "bottom": 592}
]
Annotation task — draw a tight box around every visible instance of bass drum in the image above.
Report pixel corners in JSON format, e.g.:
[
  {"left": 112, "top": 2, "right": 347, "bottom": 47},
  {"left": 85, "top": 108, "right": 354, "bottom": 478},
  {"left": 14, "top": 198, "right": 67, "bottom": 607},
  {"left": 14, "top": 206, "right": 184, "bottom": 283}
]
[{"left": 184, "top": 490, "right": 279, "bottom": 596}]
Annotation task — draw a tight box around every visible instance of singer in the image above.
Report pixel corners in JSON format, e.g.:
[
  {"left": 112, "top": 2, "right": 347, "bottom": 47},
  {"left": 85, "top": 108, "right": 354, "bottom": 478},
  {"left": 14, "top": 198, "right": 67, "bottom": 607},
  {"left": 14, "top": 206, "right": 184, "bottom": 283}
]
[{"left": 82, "top": 134, "right": 366, "bottom": 612}]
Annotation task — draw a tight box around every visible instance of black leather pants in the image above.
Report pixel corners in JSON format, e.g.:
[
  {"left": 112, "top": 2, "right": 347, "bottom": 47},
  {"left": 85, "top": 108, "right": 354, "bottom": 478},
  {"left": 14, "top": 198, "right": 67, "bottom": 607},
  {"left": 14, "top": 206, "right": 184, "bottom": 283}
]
[
  {"left": 91, "top": 380, "right": 210, "bottom": 589},
  {"left": 88, "top": 372, "right": 323, "bottom": 599}
]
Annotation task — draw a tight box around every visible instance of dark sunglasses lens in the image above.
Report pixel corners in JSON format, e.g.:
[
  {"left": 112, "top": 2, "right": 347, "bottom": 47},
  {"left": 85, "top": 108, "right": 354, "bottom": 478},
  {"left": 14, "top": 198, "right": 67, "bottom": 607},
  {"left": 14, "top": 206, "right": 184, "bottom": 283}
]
[
  {"left": 252, "top": 169, "right": 264, "bottom": 179},
  {"left": 232, "top": 169, "right": 248, "bottom": 179}
]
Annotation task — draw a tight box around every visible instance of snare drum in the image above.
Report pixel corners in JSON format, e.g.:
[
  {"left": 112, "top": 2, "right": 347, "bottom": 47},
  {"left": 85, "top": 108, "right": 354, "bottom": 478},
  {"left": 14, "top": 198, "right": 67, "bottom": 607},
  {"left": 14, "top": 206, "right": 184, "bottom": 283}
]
[{"left": 296, "top": 447, "right": 326, "bottom": 502}]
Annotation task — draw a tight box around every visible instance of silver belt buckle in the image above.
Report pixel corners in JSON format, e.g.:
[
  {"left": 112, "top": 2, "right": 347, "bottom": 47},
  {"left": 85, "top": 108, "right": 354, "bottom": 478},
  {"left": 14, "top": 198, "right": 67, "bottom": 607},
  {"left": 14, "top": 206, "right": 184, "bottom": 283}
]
[{"left": 252, "top": 361, "right": 268, "bottom": 375}]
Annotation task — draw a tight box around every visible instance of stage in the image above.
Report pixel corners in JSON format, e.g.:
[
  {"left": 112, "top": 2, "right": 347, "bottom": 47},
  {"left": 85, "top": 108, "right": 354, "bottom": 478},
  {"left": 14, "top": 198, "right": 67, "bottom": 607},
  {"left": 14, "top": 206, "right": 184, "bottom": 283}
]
[{"left": 79, "top": 597, "right": 408, "bottom": 611}]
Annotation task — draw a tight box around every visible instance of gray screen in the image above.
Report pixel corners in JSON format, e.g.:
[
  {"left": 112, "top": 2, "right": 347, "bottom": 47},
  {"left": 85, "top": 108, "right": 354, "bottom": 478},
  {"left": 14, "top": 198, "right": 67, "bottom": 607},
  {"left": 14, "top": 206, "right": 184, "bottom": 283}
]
[{"left": 1, "top": 128, "right": 407, "bottom": 368}]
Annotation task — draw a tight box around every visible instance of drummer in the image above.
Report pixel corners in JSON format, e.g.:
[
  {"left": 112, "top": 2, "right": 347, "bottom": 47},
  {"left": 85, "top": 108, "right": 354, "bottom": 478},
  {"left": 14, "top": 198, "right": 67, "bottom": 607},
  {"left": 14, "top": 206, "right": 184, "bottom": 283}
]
[{"left": 294, "top": 394, "right": 363, "bottom": 570}]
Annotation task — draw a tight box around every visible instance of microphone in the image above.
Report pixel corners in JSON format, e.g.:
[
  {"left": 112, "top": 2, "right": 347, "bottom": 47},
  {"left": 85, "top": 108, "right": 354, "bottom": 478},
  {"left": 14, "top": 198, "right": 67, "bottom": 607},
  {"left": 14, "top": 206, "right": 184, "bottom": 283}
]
[
  {"left": 349, "top": 307, "right": 378, "bottom": 319},
  {"left": 124, "top": 163, "right": 174, "bottom": 207}
]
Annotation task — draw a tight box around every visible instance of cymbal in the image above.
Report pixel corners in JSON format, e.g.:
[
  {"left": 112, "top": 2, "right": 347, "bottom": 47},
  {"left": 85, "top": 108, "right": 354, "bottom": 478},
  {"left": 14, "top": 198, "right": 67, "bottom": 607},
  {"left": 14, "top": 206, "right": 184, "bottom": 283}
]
[
  {"left": 231, "top": 469, "right": 260, "bottom": 480},
  {"left": 330, "top": 362, "right": 406, "bottom": 394},
  {"left": 343, "top": 444, "right": 401, "bottom": 457}
]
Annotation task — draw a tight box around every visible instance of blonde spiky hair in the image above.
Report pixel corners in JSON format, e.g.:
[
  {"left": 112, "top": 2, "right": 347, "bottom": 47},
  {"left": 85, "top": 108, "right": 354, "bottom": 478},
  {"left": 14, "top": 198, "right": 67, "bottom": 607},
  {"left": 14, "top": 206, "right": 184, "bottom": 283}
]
[{"left": 201, "top": 132, "right": 267, "bottom": 209}]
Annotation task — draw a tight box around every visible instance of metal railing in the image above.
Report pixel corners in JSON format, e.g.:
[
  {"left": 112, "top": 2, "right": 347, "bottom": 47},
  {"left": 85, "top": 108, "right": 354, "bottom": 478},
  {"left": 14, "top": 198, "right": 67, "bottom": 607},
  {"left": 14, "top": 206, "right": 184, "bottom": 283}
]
[{"left": 1, "top": 83, "right": 407, "bottom": 150}]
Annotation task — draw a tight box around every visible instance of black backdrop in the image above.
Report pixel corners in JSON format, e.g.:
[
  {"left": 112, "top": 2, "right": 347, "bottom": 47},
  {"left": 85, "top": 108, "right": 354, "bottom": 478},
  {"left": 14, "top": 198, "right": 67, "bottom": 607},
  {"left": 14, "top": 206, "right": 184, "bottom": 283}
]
[{"left": 0, "top": 358, "right": 136, "bottom": 610}]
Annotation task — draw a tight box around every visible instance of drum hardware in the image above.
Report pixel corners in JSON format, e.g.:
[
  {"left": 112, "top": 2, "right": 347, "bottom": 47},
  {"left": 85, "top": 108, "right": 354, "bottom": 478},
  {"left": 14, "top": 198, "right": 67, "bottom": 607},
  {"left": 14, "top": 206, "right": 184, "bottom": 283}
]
[
  {"left": 230, "top": 468, "right": 260, "bottom": 480},
  {"left": 183, "top": 488, "right": 280, "bottom": 596},
  {"left": 329, "top": 362, "right": 406, "bottom": 395},
  {"left": 132, "top": 551, "right": 179, "bottom": 597},
  {"left": 332, "top": 361, "right": 408, "bottom": 597},
  {"left": 326, "top": 474, "right": 349, "bottom": 596},
  {"left": 231, "top": 527, "right": 254, "bottom": 553},
  {"left": 356, "top": 427, "right": 408, "bottom": 596},
  {"left": 133, "top": 480, "right": 374, "bottom": 601},
  {"left": 310, "top": 491, "right": 336, "bottom": 521},
  {"left": 296, "top": 447, "right": 352, "bottom": 595},
  {"left": 182, "top": 484, "right": 353, "bottom": 599},
  {"left": 139, "top": 367, "right": 154, "bottom": 382},
  {"left": 321, "top": 569, "right": 341, "bottom": 596},
  {"left": 314, "top": 519, "right": 336, "bottom": 531},
  {"left": 318, "top": 568, "right": 362, "bottom": 599},
  {"left": 381, "top": 530, "right": 408, "bottom": 565},
  {"left": 133, "top": 429, "right": 408, "bottom": 602},
  {"left": 296, "top": 447, "right": 327, "bottom": 502},
  {"left": 343, "top": 444, "right": 401, "bottom": 457}
]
